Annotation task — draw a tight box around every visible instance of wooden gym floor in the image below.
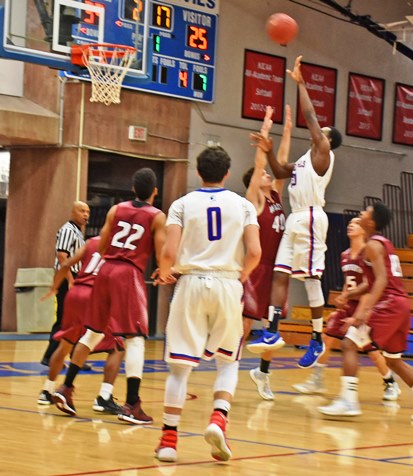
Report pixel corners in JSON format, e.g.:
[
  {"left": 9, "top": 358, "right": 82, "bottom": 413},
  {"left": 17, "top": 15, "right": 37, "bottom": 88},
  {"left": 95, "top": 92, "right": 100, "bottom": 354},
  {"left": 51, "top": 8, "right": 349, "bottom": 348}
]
[{"left": 0, "top": 338, "right": 412, "bottom": 475}]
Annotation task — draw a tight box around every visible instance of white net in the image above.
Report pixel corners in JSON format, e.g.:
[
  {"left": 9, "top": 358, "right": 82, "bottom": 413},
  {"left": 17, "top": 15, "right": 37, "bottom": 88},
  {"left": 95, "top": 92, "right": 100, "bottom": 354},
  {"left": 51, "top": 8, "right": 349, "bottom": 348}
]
[{"left": 82, "top": 45, "right": 136, "bottom": 106}]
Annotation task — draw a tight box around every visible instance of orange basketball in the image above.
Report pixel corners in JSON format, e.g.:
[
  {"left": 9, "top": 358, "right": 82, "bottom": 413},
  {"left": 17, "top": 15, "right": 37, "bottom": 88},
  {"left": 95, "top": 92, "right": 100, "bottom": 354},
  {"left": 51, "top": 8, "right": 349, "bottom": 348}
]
[{"left": 266, "top": 13, "right": 298, "bottom": 45}]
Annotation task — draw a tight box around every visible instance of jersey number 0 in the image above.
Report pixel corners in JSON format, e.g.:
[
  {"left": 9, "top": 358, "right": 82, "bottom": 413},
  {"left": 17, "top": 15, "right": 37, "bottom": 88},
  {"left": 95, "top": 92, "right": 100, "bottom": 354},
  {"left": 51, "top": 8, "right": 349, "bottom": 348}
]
[{"left": 207, "top": 207, "right": 222, "bottom": 241}]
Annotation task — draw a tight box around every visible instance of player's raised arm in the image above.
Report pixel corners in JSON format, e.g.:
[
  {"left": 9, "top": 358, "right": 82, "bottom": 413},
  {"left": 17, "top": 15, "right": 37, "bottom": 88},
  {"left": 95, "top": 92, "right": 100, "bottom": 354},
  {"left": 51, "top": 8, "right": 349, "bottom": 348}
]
[
  {"left": 287, "top": 55, "right": 330, "bottom": 175},
  {"left": 245, "top": 106, "right": 274, "bottom": 213},
  {"left": 273, "top": 104, "right": 292, "bottom": 194}
]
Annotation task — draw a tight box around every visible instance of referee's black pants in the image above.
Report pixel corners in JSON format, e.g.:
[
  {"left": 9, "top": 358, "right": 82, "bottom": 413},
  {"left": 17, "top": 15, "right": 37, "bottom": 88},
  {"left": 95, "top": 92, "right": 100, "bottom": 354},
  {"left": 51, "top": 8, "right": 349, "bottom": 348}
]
[{"left": 41, "top": 278, "right": 69, "bottom": 364}]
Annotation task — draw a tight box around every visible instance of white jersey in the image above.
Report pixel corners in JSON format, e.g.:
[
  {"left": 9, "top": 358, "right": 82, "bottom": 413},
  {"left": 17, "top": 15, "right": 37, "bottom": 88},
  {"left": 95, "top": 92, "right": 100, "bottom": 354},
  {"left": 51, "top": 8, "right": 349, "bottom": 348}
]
[
  {"left": 288, "top": 149, "right": 335, "bottom": 212},
  {"left": 166, "top": 187, "right": 258, "bottom": 274}
]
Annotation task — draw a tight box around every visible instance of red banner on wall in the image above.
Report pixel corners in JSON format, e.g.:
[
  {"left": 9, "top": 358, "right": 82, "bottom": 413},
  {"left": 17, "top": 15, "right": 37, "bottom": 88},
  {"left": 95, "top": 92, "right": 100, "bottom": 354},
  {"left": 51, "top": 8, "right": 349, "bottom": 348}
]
[
  {"left": 393, "top": 83, "right": 413, "bottom": 146},
  {"left": 242, "top": 50, "right": 286, "bottom": 123},
  {"left": 296, "top": 63, "right": 337, "bottom": 128},
  {"left": 346, "top": 73, "right": 385, "bottom": 140}
]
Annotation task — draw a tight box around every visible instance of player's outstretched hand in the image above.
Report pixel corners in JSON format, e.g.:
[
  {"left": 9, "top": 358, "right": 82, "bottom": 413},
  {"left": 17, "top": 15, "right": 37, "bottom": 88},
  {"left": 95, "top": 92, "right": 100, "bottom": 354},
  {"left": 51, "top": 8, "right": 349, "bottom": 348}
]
[
  {"left": 260, "top": 106, "right": 274, "bottom": 137},
  {"left": 250, "top": 133, "right": 273, "bottom": 153},
  {"left": 286, "top": 55, "right": 304, "bottom": 84}
]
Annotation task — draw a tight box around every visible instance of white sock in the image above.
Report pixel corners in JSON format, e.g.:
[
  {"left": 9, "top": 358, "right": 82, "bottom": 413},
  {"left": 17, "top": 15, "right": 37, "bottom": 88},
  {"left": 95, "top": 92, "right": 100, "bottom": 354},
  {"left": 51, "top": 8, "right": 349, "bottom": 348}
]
[
  {"left": 312, "top": 318, "right": 323, "bottom": 333},
  {"left": 383, "top": 370, "right": 392, "bottom": 380},
  {"left": 44, "top": 379, "right": 55, "bottom": 393},
  {"left": 314, "top": 363, "right": 326, "bottom": 377},
  {"left": 163, "top": 412, "right": 181, "bottom": 428},
  {"left": 99, "top": 383, "right": 113, "bottom": 400},
  {"left": 341, "top": 376, "right": 359, "bottom": 403},
  {"left": 213, "top": 399, "right": 231, "bottom": 413}
]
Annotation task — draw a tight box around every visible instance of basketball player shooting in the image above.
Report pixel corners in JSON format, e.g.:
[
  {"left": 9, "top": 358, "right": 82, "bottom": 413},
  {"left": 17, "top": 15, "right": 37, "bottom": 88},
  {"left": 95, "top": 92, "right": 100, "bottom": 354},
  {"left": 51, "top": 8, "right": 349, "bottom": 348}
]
[{"left": 247, "top": 55, "right": 343, "bottom": 369}]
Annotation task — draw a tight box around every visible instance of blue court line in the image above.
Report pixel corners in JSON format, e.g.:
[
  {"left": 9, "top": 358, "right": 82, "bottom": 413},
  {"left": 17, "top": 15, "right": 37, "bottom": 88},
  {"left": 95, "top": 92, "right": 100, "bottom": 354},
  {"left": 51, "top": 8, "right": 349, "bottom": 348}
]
[
  {"left": 322, "top": 450, "right": 413, "bottom": 467},
  {"left": 0, "top": 356, "right": 372, "bottom": 378},
  {"left": 0, "top": 333, "right": 164, "bottom": 341},
  {"left": 0, "top": 333, "right": 50, "bottom": 340}
]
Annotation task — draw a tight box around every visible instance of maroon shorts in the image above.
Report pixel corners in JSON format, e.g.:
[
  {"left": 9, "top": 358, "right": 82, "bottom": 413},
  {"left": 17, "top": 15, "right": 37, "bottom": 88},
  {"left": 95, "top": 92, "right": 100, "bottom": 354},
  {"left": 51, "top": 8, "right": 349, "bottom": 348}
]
[
  {"left": 325, "top": 302, "right": 357, "bottom": 340},
  {"left": 243, "top": 262, "right": 288, "bottom": 320},
  {"left": 86, "top": 260, "right": 148, "bottom": 337},
  {"left": 54, "top": 283, "right": 124, "bottom": 353},
  {"left": 325, "top": 302, "right": 378, "bottom": 352},
  {"left": 243, "top": 262, "right": 273, "bottom": 320},
  {"left": 368, "top": 294, "right": 411, "bottom": 354}
]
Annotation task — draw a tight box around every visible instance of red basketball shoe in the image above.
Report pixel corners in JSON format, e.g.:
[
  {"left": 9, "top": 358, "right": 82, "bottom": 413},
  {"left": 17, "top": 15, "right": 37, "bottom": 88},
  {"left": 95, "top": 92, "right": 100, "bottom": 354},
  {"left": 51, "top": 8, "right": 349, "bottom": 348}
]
[
  {"left": 52, "top": 385, "right": 76, "bottom": 416},
  {"left": 155, "top": 429, "right": 178, "bottom": 462},
  {"left": 204, "top": 410, "right": 232, "bottom": 461},
  {"left": 117, "top": 398, "right": 153, "bottom": 425}
]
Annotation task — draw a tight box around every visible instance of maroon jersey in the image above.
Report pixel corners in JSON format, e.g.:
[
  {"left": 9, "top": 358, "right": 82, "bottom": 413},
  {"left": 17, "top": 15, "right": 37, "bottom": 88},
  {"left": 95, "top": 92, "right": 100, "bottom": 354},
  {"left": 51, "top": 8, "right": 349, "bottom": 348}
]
[
  {"left": 243, "top": 190, "right": 285, "bottom": 320},
  {"left": 74, "top": 236, "right": 102, "bottom": 287},
  {"left": 258, "top": 190, "right": 285, "bottom": 265},
  {"left": 55, "top": 236, "right": 124, "bottom": 351},
  {"left": 359, "top": 235, "right": 410, "bottom": 353},
  {"left": 361, "top": 235, "right": 408, "bottom": 298},
  {"left": 104, "top": 201, "right": 161, "bottom": 272},
  {"left": 325, "top": 248, "right": 364, "bottom": 339},
  {"left": 340, "top": 248, "right": 364, "bottom": 314}
]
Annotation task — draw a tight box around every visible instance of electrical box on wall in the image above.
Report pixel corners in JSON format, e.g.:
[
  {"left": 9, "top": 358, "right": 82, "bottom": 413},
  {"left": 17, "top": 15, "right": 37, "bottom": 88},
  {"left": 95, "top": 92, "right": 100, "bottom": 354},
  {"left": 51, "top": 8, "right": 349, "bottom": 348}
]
[{"left": 128, "top": 125, "right": 148, "bottom": 142}]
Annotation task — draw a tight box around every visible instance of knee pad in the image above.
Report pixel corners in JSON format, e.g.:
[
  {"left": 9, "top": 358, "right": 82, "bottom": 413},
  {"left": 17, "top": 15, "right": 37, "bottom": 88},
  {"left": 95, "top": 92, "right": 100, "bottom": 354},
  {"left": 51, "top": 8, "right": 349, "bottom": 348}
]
[
  {"left": 78, "top": 329, "right": 105, "bottom": 351},
  {"left": 383, "top": 351, "right": 402, "bottom": 359},
  {"left": 214, "top": 359, "right": 239, "bottom": 396},
  {"left": 164, "top": 363, "right": 192, "bottom": 408},
  {"left": 304, "top": 278, "right": 325, "bottom": 307},
  {"left": 125, "top": 336, "right": 145, "bottom": 378},
  {"left": 345, "top": 325, "right": 372, "bottom": 349}
]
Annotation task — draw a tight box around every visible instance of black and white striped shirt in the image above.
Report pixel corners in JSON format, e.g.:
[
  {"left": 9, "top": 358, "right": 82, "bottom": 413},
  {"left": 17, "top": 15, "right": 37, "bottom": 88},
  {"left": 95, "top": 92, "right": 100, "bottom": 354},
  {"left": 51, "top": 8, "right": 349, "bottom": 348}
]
[{"left": 54, "top": 221, "right": 85, "bottom": 273}]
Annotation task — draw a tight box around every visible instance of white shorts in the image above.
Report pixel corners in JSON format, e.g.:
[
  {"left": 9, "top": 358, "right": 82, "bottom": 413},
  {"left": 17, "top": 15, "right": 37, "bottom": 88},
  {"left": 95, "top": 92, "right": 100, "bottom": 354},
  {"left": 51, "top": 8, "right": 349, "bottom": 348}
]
[
  {"left": 164, "top": 274, "right": 244, "bottom": 367},
  {"left": 274, "top": 207, "right": 328, "bottom": 280}
]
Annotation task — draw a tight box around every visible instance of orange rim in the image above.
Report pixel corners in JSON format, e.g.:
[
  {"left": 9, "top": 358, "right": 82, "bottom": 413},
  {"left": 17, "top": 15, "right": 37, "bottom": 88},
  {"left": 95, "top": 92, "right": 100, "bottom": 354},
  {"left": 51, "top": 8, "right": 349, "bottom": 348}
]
[{"left": 71, "top": 44, "right": 136, "bottom": 67}]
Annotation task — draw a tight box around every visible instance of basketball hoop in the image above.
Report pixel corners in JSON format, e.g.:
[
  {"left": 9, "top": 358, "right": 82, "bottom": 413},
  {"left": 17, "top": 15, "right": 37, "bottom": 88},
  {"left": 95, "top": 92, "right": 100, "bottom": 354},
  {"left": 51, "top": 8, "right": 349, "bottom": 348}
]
[{"left": 71, "top": 44, "right": 136, "bottom": 106}]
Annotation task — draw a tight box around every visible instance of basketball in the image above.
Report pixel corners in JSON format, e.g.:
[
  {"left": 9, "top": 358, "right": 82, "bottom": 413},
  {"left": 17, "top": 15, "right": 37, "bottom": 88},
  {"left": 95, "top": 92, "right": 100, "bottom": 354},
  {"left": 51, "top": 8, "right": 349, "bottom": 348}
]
[{"left": 266, "top": 13, "right": 298, "bottom": 45}]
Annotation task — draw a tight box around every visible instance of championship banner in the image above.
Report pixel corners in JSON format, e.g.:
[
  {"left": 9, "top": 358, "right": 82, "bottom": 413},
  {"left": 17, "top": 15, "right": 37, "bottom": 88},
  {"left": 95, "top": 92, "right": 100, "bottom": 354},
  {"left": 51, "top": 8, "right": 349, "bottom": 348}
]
[
  {"left": 346, "top": 72, "right": 385, "bottom": 140},
  {"left": 296, "top": 62, "right": 337, "bottom": 128},
  {"left": 393, "top": 83, "right": 413, "bottom": 146},
  {"left": 242, "top": 49, "right": 286, "bottom": 123}
]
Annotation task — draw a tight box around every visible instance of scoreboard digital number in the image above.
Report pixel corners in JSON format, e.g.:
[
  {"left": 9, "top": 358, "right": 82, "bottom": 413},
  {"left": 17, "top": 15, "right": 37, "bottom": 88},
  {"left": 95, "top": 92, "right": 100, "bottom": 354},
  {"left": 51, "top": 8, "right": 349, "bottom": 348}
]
[{"left": 71, "top": 0, "right": 219, "bottom": 103}]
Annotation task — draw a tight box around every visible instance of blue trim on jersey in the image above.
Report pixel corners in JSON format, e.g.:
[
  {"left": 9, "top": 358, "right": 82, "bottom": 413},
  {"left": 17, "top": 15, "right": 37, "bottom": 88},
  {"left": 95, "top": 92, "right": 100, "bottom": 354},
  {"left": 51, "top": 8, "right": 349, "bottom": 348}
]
[
  {"left": 217, "top": 347, "right": 233, "bottom": 357},
  {"left": 197, "top": 188, "right": 226, "bottom": 193},
  {"left": 169, "top": 352, "right": 200, "bottom": 363}
]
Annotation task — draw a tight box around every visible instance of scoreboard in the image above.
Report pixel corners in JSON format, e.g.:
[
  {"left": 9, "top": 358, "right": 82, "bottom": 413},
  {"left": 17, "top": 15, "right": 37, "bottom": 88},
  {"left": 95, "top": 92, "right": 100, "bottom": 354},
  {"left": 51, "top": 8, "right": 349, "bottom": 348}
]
[{"left": 65, "top": 0, "right": 219, "bottom": 103}]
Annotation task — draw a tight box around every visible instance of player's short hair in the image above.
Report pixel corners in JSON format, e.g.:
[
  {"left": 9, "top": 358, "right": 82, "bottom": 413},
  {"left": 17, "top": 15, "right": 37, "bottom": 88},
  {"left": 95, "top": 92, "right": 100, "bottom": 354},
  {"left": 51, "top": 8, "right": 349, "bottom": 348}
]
[
  {"left": 326, "top": 126, "right": 342, "bottom": 150},
  {"left": 132, "top": 168, "right": 157, "bottom": 200},
  {"left": 242, "top": 167, "right": 254, "bottom": 189},
  {"left": 372, "top": 202, "right": 392, "bottom": 231},
  {"left": 197, "top": 146, "right": 231, "bottom": 183}
]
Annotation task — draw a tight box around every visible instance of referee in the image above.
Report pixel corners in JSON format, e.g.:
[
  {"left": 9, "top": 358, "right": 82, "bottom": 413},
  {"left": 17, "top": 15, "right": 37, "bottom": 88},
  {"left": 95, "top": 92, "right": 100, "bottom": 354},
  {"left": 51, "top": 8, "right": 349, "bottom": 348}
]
[{"left": 41, "top": 201, "right": 90, "bottom": 366}]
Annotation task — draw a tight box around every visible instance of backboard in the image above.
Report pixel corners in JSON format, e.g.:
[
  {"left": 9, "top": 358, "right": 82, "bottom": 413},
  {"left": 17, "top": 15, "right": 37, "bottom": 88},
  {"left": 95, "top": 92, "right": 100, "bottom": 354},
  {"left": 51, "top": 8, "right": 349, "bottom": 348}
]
[
  {"left": 0, "top": 0, "right": 150, "bottom": 80},
  {"left": 0, "top": 0, "right": 219, "bottom": 103}
]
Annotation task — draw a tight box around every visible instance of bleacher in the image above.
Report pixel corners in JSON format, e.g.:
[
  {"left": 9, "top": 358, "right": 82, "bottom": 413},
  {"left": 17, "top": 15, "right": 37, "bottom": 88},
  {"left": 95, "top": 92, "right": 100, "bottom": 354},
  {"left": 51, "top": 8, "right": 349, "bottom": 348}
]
[{"left": 278, "top": 171, "right": 413, "bottom": 357}]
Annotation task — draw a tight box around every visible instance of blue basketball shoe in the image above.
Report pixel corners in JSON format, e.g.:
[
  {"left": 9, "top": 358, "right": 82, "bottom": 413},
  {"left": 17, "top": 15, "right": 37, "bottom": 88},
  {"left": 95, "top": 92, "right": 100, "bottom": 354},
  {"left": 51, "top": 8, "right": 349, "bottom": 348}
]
[
  {"left": 298, "top": 339, "right": 325, "bottom": 368},
  {"left": 246, "top": 329, "right": 285, "bottom": 354}
]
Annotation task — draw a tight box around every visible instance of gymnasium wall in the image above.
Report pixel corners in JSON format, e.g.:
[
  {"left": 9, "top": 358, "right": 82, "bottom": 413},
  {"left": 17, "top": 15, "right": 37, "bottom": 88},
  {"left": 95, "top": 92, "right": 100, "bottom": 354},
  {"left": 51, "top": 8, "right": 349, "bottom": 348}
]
[
  {"left": 189, "top": 0, "right": 413, "bottom": 215},
  {"left": 0, "top": 0, "right": 412, "bottom": 327}
]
